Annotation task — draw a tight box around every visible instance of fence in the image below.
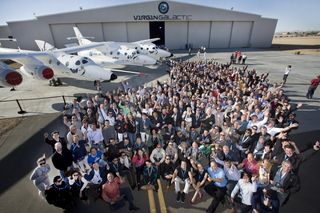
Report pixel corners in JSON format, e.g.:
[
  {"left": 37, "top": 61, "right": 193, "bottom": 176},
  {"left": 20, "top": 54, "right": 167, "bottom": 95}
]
[{"left": 0, "top": 95, "right": 87, "bottom": 118}]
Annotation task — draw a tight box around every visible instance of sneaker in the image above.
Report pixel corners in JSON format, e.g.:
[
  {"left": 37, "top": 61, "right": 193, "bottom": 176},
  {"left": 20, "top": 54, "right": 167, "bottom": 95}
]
[
  {"left": 181, "top": 192, "right": 185, "bottom": 203},
  {"left": 176, "top": 191, "right": 181, "bottom": 202}
]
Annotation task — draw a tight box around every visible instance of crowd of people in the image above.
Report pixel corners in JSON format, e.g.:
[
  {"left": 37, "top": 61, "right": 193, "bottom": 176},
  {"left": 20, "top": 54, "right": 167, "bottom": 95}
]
[
  {"left": 231, "top": 51, "right": 247, "bottom": 64},
  {"left": 30, "top": 57, "right": 320, "bottom": 213}
]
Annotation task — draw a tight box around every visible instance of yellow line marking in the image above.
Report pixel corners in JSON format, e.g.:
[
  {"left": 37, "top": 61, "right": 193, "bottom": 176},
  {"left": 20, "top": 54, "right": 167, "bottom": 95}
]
[
  {"left": 148, "top": 188, "right": 157, "bottom": 213},
  {"left": 157, "top": 179, "right": 167, "bottom": 213}
]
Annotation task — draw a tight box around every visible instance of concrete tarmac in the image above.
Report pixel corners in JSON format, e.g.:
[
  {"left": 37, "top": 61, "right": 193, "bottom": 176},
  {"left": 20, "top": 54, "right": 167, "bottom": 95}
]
[{"left": 0, "top": 50, "right": 319, "bottom": 213}]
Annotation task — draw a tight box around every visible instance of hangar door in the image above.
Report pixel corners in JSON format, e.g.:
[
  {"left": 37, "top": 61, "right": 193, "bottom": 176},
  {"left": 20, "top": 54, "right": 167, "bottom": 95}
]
[
  {"left": 230, "top": 22, "right": 252, "bottom": 48},
  {"left": 210, "top": 22, "right": 232, "bottom": 48},
  {"left": 103, "top": 22, "right": 127, "bottom": 42},
  {"left": 127, "top": 22, "right": 149, "bottom": 42},
  {"left": 188, "top": 22, "right": 211, "bottom": 49},
  {"left": 165, "top": 22, "right": 188, "bottom": 49},
  {"left": 50, "top": 24, "right": 76, "bottom": 48}
]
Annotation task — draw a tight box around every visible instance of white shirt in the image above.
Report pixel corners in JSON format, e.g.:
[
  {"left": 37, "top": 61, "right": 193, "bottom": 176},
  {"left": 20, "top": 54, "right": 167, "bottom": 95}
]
[
  {"left": 284, "top": 67, "right": 291, "bottom": 75},
  {"left": 105, "top": 116, "right": 116, "bottom": 126},
  {"left": 266, "top": 126, "right": 283, "bottom": 137},
  {"left": 247, "top": 116, "right": 268, "bottom": 132},
  {"left": 91, "top": 170, "right": 102, "bottom": 184},
  {"left": 231, "top": 179, "right": 257, "bottom": 205},
  {"left": 87, "top": 128, "right": 104, "bottom": 144}
]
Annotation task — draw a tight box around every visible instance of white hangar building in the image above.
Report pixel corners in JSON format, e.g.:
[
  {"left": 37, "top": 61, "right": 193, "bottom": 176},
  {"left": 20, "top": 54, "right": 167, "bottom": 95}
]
[{"left": 0, "top": 1, "right": 277, "bottom": 50}]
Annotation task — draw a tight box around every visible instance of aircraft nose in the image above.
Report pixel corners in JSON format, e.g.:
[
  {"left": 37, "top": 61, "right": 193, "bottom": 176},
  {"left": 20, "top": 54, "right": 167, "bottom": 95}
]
[
  {"left": 110, "top": 73, "right": 117, "bottom": 81},
  {"left": 134, "top": 55, "right": 157, "bottom": 65}
]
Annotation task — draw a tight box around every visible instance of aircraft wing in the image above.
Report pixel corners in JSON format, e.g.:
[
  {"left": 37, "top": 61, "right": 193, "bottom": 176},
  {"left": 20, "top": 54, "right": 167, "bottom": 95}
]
[
  {"left": 133, "top": 38, "right": 160, "bottom": 44},
  {"left": 0, "top": 51, "right": 51, "bottom": 59},
  {"left": 51, "top": 42, "right": 105, "bottom": 54}
]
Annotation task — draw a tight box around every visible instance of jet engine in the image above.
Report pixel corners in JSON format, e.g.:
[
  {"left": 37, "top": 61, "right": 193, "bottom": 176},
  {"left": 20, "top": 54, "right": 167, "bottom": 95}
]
[
  {"left": 20, "top": 65, "right": 54, "bottom": 80},
  {"left": 0, "top": 67, "right": 23, "bottom": 87}
]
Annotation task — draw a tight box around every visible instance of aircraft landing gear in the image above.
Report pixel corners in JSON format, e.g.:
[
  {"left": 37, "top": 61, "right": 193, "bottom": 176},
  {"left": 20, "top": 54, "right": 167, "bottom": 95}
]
[{"left": 49, "top": 78, "right": 62, "bottom": 86}]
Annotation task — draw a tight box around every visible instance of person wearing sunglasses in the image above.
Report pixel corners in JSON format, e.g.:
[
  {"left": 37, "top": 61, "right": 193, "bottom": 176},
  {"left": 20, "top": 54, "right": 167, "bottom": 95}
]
[
  {"left": 30, "top": 154, "right": 51, "bottom": 198},
  {"left": 45, "top": 176, "right": 74, "bottom": 210}
]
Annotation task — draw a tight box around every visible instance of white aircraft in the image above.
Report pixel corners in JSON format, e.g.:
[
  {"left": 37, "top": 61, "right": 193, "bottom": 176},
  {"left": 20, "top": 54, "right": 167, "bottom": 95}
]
[
  {"left": 125, "top": 38, "right": 173, "bottom": 60},
  {"left": 0, "top": 41, "right": 117, "bottom": 88},
  {"left": 69, "top": 27, "right": 157, "bottom": 66}
]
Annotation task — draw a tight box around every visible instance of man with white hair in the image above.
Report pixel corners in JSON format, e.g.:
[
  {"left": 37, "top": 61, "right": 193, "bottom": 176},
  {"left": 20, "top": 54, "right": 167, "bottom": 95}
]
[{"left": 51, "top": 142, "right": 73, "bottom": 180}]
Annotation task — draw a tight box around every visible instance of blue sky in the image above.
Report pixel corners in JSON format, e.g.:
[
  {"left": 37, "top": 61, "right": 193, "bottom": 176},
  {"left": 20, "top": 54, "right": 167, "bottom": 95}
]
[{"left": 0, "top": 0, "right": 319, "bottom": 32}]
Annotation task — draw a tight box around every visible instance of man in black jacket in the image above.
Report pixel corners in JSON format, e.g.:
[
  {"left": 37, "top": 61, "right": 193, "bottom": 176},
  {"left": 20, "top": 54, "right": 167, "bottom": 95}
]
[
  {"left": 272, "top": 141, "right": 320, "bottom": 174},
  {"left": 270, "top": 160, "right": 300, "bottom": 206},
  {"left": 51, "top": 142, "right": 73, "bottom": 179},
  {"left": 45, "top": 176, "right": 74, "bottom": 210}
]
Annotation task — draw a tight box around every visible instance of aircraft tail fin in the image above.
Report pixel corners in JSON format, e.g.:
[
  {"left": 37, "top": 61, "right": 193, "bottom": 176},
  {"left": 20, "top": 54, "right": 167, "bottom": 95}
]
[
  {"left": 35, "top": 40, "right": 56, "bottom": 51},
  {"left": 72, "top": 27, "right": 92, "bottom": 46}
]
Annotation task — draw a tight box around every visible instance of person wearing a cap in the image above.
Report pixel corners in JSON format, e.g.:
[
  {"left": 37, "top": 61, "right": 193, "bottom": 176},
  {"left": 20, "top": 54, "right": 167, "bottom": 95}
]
[
  {"left": 247, "top": 111, "right": 269, "bottom": 131},
  {"left": 30, "top": 155, "right": 51, "bottom": 198}
]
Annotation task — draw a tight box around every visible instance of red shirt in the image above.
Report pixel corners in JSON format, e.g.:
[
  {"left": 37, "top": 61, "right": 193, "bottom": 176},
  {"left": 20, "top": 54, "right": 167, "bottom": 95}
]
[
  {"left": 101, "top": 177, "right": 120, "bottom": 201},
  {"left": 242, "top": 158, "right": 259, "bottom": 175}
]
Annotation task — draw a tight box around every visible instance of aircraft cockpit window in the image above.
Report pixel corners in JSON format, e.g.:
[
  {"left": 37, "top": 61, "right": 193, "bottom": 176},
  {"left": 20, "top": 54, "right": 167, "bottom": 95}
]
[
  {"left": 66, "top": 61, "right": 69, "bottom": 67},
  {"left": 82, "top": 59, "right": 88, "bottom": 64},
  {"left": 75, "top": 60, "right": 81, "bottom": 65}
]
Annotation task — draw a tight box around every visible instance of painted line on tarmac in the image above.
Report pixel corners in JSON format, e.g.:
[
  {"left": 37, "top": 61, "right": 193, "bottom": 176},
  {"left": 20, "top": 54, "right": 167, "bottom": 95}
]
[
  {"left": 157, "top": 179, "right": 167, "bottom": 213},
  {"left": 148, "top": 189, "right": 157, "bottom": 213}
]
